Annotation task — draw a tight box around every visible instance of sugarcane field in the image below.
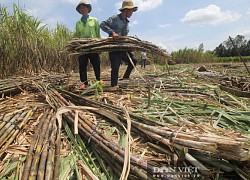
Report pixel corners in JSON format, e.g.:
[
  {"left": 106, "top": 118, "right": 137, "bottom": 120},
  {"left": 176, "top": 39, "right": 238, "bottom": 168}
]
[{"left": 1, "top": 3, "right": 250, "bottom": 180}]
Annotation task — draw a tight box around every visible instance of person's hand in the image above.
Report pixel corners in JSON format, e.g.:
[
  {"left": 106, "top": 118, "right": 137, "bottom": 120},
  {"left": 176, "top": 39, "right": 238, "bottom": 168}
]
[{"left": 112, "top": 32, "right": 119, "bottom": 39}]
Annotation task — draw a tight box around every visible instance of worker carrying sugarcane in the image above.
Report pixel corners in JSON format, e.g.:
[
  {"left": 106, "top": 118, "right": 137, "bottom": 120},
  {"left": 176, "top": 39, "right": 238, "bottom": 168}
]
[
  {"left": 100, "top": 0, "right": 138, "bottom": 90},
  {"left": 75, "top": 0, "right": 104, "bottom": 90}
]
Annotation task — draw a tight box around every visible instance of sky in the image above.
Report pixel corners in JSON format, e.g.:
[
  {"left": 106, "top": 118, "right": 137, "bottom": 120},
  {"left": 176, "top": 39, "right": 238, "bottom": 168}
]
[{"left": 1, "top": 0, "right": 250, "bottom": 52}]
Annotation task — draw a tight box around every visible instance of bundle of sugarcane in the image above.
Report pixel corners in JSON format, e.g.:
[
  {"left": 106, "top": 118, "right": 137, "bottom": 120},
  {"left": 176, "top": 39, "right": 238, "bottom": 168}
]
[
  {"left": 58, "top": 88, "right": 250, "bottom": 160},
  {"left": 36, "top": 85, "right": 249, "bottom": 178},
  {"left": 0, "top": 73, "right": 69, "bottom": 98},
  {"left": 38, "top": 86, "right": 177, "bottom": 179},
  {"left": 0, "top": 107, "right": 36, "bottom": 156},
  {"left": 21, "top": 108, "right": 60, "bottom": 180},
  {"left": 55, "top": 87, "right": 250, "bottom": 178},
  {"left": 66, "top": 36, "right": 171, "bottom": 58}
]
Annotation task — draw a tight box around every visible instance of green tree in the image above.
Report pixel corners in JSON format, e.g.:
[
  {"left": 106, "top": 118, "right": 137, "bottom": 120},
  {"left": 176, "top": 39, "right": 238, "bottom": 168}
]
[
  {"left": 246, "top": 40, "right": 250, "bottom": 56},
  {"left": 214, "top": 35, "right": 248, "bottom": 57},
  {"left": 214, "top": 43, "right": 227, "bottom": 57},
  {"left": 198, "top": 43, "right": 204, "bottom": 52}
]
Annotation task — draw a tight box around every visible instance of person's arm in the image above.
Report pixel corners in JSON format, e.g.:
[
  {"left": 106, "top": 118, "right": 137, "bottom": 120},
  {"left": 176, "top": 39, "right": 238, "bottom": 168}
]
[{"left": 100, "top": 15, "right": 116, "bottom": 36}]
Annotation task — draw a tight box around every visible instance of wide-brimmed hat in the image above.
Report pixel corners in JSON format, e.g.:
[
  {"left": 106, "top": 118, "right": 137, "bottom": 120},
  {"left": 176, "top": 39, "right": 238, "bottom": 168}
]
[
  {"left": 76, "top": 0, "right": 92, "bottom": 13},
  {"left": 119, "top": 0, "right": 138, "bottom": 12}
]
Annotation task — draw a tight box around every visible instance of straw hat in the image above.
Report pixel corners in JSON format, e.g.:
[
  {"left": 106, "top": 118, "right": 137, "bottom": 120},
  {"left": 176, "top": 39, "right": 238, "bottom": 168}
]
[
  {"left": 119, "top": 0, "right": 138, "bottom": 12},
  {"left": 76, "top": 0, "right": 92, "bottom": 13}
]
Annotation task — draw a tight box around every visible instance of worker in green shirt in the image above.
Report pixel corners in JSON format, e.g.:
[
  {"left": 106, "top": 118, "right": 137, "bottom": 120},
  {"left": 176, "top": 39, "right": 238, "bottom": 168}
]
[{"left": 76, "top": 0, "right": 103, "bottom": 90}]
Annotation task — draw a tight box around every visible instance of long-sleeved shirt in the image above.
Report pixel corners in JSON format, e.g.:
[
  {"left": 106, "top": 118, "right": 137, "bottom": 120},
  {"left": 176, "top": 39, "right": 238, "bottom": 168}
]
[
  {"left": 76, "top": 16, "right": 100, "bottom": 38},
  {"left": 100, "top": 14, "right": 129, "bottom": 36}
]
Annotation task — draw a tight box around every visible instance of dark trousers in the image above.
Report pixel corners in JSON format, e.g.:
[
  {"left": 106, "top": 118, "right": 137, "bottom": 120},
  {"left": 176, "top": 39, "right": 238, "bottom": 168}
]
[
  {"left": 78, "top": 53, "right": 100, "bottom": 85},
  {"left": 141, "top": 59, "right": 146, "bottom": 68},
  {"left": 109, "top": 51, "right": 137, "bottom": 87}
]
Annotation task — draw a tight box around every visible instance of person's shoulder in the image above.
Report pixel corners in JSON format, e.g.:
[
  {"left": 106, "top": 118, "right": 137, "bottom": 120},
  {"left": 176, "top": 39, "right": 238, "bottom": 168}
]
[
  {"left": 89, "top": 16, "right": 98, "bottom": 20},
  {"left": 108, "top": 14, "right": 119, "bottom": 19}
]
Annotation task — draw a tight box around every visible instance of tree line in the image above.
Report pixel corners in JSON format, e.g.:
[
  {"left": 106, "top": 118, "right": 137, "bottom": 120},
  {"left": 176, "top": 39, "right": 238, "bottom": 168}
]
[
  {"left": 170, "top": 35, "right": 250, "bottom": 64},
  {"left": 213, "top": 35, "right": 250, "bottom": 57}
]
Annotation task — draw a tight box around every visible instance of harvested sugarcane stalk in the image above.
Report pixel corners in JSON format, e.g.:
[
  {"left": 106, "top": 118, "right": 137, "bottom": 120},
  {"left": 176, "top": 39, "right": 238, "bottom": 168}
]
[
  {"left": 56, "top": 87, "right": 250, "bottom": 161},
  {"left": 42, "top": 87, "right": 177, "bottom": 178},
  {"left": 67, "top": 36, "right": 171, "bottom": 58},
  {"left": 20, "top": 108, "right": 49, "bottom": 179},
  {"left": 0, "top": 108, "right": 36, "bottom": 155},
  {"left": 21, "top": 108, "right": 60, "bottom": 180},
  {"left": 1, "top": 67, "right": 250, "bottom": 180},
  {"left": 57, "top": 88, "right": 168, "bottom": 127},
  {"left": 53, "top": 125, "right": 60, "bottom": 180},
  {"left": 38, "top": 84, "right": 249, "bottom": 178},
  {"left": 0, "top": 110, "right": 29, "bottom": 147},
  {"left": 37, "top": 143, "right": 48, "bottom": 180}
]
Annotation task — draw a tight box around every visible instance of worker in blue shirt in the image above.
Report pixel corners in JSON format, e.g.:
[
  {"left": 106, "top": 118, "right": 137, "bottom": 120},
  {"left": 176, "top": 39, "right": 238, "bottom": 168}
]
[{"left": 100, "top": 0, "right": 138, "bottom": 90}]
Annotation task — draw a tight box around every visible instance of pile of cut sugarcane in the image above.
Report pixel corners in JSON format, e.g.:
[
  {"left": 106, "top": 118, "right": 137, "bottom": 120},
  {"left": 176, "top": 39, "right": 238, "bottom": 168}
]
[
  {"left": 0, "top": 70, "right": 250, "bottom": 179},
  {"left": 66, "top": 36, "right": 171, "bottom": 58}
]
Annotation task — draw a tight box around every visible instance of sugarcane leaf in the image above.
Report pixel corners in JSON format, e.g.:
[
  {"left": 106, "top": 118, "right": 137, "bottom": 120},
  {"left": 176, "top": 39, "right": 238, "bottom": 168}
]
[
  {"left": 92, "top": 147, "right": 111, "bottom": 180},
  {"left": 106, "top": 127, "right": 116, "bottom": 138},
  {"left": 0, "top": 156, "right": 26, "bottom": 178},
  {"left": 59, "top": 152, "right": 76, "bottom": 180},
  {"left": 95, "top": 109, "right": 125, "bottom": 129},
  {"left": 97, "top": 81, "right": 104, "bottom": 92},
  {"left": 63, "top": 122, "right": 92, "bottom": 168},
  {"left": 49, "top": 83, "right": 56, "bottom": 88},
  {"left": 118, "top": 133, "right": 126, "bottom": 149},
  {"left": 72, "top": 153, "right": 81, "bottom": 180},
  {"left": 214, "top": 110, "right": 224, "bottom": 126},
  {"left": 214, "top": 172, "right": 220, "bottom": 180}
]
